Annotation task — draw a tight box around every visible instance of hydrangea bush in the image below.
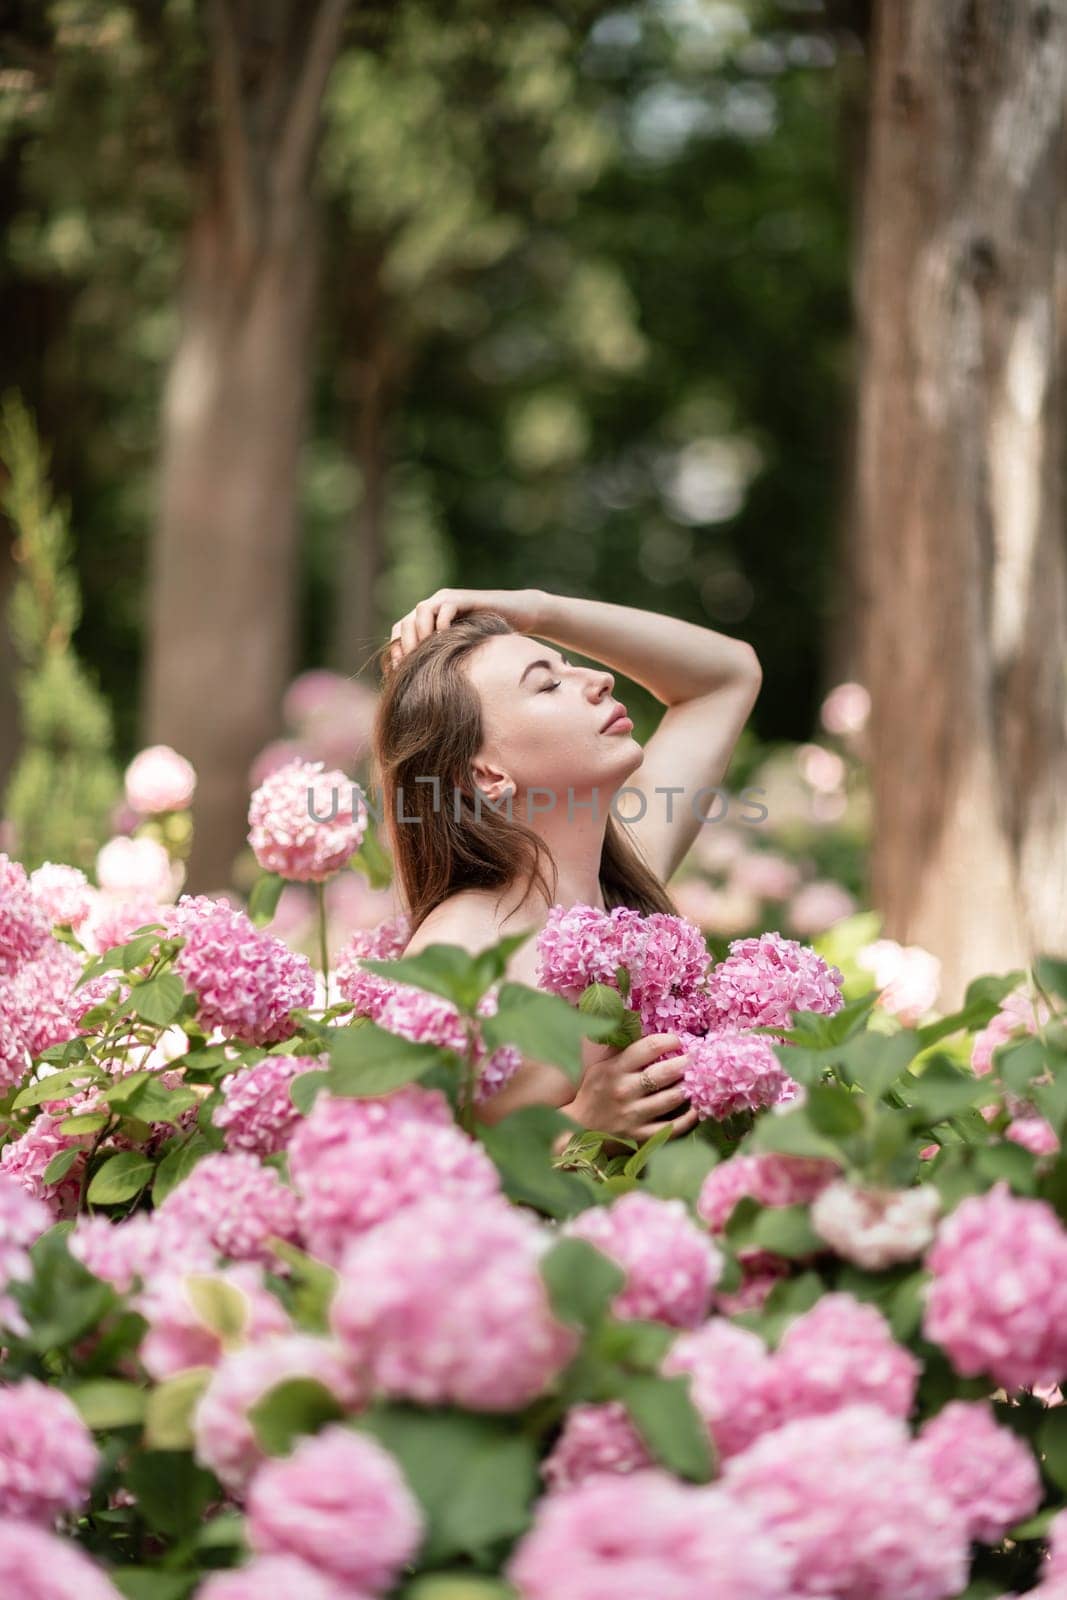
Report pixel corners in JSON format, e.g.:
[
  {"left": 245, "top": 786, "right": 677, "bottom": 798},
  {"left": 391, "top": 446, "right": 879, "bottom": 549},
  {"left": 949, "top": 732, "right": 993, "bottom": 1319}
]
[{"left": 0, "top": 777, "right": 1066, "bottom": 1598}]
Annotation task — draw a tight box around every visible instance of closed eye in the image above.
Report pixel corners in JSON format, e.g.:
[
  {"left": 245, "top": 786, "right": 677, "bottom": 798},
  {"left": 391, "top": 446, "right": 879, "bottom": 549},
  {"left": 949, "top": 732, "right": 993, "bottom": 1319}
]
[{"left": 539, "top": 679, "right": 562, "bottom": 692}]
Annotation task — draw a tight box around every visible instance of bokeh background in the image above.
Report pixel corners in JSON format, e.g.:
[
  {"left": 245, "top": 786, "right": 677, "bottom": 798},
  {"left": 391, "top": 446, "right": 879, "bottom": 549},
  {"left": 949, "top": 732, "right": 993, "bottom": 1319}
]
[{"left": 1, "top": 0, "right": 1064, "bottom": 1011}]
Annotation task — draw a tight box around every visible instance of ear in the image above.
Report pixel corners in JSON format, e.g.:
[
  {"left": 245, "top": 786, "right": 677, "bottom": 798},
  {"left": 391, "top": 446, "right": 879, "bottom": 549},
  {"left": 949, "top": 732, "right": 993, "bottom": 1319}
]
[{"left": 471, "top": 754, "right": 514, "bottom": 802}]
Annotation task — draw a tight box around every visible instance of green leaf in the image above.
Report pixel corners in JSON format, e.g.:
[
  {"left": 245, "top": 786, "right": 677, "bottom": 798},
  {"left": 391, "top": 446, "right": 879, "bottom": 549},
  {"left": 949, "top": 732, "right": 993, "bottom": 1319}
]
[
  {"left": 745, "top": 1104, "right": 842, "bottom": 1162},
  {"left": 622, "top": 1120, "right": 675, "bottom": 1179},
  {"left": 644, "top": 1138, "right": 717, "bottom": 1204},
  {"left": 327, "top": 1021, "right": 448, "bottom": 1096},
  {"left": 481, "top": 983, "right": 617, "bottom": 1083},
  {"left": 14, "top": 1228, "right": 116, "bottom": 1349},
  {"left": 126, "top": 972, "right": 186, "bottom": 1027},
  {"left": 359, "top": 1407, "right": 538, "bottom": 1565},
  {"left": 1035, "top": 955, "right": 1067, "bottom": 1005},
  {"left": 87, "top": 1150, "right": 156, "bottom": 1205},
  {"left": 350, "top": 824, "right": 394, "bottom": 890},
  {"left": 13, "top": 1064, "right": 100, "bottom": 1109},
  {"left": 126, "top": 1449, "right": 218, "bottom": 1537},
  {"left": 248, "top": 1376, "right": 346, "bottom": 1456},
  {"left": 577, "top": 983, "right": 642, "bottom": 1049},
  {"left": 540, "top": 1236, "right": 624, "bottom": 1329},
  {"left": 360, "top": 944, "right": 486, "bottom": 1010},
  {"left": 752, "top": 1203, "right": 824, "bottom": 1258},
  {"left": 57, "top": 1111, "right": 108, "bottom": 1136},
  {"left": 42, "top": 1146, "right": 81, "bottom": 1186},
  {"left": 973, "top": 1140, "right": 1037, "bottom": 1193},
  {"left": 901, "top": 1057, "right": 993, "bottom": 1124},
  {"left": 112, "top": 1573, "right": 196, "bottom": 1600},
  {"left": 401, "top": 1580, "right": 514, "bottom": 1600},
  {"left": 290, "top": 1067, "right": 331, "bottom": 1114},
  {"left": 805, "top": 1083, "right": 865, "bottom": 1139},
  {"left": 67, "top": 1378, "right": 147, "bottom": 1429},
  {"left": 477, "top": 1106, "right": 596, "bottom": 1219},
  {"left": 248, "top": 871, "right": 286, "bottom": 926},
  {"left": 143, "top": 1368, "right": 212, "bottom": 1451},
  {"left": 152, "top": 1134, "right": 211, "bottom": 1204},
  {"left": 1040, "top": 1405, "right": 1067, "bottom": 1490},
  {"left": 835, "top": 1029, "right": 920, "bottom": 1100},
  {"left": 610, "top": 1371, "right": 713, "bottom": 1483},
  {"left": 269, "top": 1239, "right": 339, "bottom": 1333},
  {"left": 184, "top": 1275, "right": 251, "bottom": 1341}
]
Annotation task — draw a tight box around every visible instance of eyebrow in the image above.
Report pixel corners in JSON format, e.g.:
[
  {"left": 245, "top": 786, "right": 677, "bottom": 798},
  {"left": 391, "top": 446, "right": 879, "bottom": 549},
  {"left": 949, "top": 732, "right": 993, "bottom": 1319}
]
[{"left": 519, "top": 654, "right": 563, "bottom": 685}]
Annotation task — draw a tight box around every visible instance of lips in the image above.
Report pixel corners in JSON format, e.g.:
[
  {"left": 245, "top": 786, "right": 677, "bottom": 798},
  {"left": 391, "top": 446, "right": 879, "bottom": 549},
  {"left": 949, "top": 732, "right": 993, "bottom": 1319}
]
[{"left": 599, "top": 704, "right": 630, "bottom": 733}]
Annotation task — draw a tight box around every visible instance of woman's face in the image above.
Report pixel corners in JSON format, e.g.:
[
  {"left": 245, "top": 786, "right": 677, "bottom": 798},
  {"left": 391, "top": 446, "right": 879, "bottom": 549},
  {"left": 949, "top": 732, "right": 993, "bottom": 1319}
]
[{"left": 464, "top": 633, "right": 644, "bottom": 803}]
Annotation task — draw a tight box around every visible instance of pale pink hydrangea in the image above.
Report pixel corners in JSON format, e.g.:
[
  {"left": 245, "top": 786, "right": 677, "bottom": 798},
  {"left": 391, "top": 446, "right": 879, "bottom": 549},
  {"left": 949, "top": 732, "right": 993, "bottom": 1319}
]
[
  {"left": 69, "top": 1210, "right": 217, "bottom": 1293},
  {"left": 856, "top": 939, "right": 941, "bottom": 1025},
  {"left": 124, "top": 744, "right": 197, "bottom": 814},
  {"left": 787, "top": 880, "right": 857, "bottom": 938},
  {"left": 0, "top": 982, "right": 28, "bottom": 1090},
  {"left": 247, "top": 759, "right": 367, "bottom": 882},
  {"left": 628, "top": 912, "right": 713, "bottom": 1035},
  {"left": 293, "top": 1113, "right": 499, "bottom": 1267},
  {"left": 663, "top": 1318, "right": 778, "bottom": 1459},
  {"left": 168, "top": 896, "right": 315, "bottom": 1046},
  {"left": 157, "top": 1152, "right": 301, "bottom": 1267},
  {"left": 137, "top": 1265, "right": 292, "bottom": 1380},
  {"left": 194, "top": 1335, "right": 363, "bottom": 1495},
  {"left": 96, "top": 835, "right": 178, "bottom": 901},
  {"left": 196, "top": 1556, "right": 370, "bottom": 1600},
  {"left": 769, "top": 1293, "right": 920, "bottom": 1423},
  {"left": 508, "top": 1470, "right": 794, "bottom": 1600},
  {"left": 0, "top": 1172, "right": 50, "bottom": 1332},
  {"left": 716, "top": 1265, "right": 790, "bottom": 1316},
  {"left": 810, "top": 1180, "right": 941, "bottom": 1270},
  {"left": 724, "top": 1404, "right": 969, "bottom": 1600},
  {"left": 541, "top": 1401, "right": 650, "bottom": 1493},
  {"left": 29, "top": 863, "right": 95, "bottom": 931},
  {"left": 0, "top": 1114, "right": 85, "bottom": 1217},
  {"left": 331, "top": 1194, "right": 578, "bottom": 1411},
  {"left": 372, "top": 981, "right": 521, "bottom": 1104},
  {"left": 1047, "top": 1510, "right": 1067, "bottom": 1582},
  {"left": 82, "top": 892, "right": 168, "bottom": 957},
  {"left": 213, "top": 1055, "right": 314, "bottom": 1156},
  {"left": 915, "top": 1400, "right": 1041, "bottom": 1544},
  {"left": 0, "top": 1379, "right": 98, "bottom": 1522},
  {"left": 682, "top": 1030, "right": 797, "bottom": 1120},
  {"left": 697, "top": 1153, "right": 838, "bottom": 1267},
  {"left": 334, "top": 915, "right": 412, "bottom": 1019},
  {"left": 0, "top": 854, "right": 51, "bottom": 975},
  {"left": 286, "top": 1085, "right": 452, "bottom": 1177},
  {"left": 245, "top": 1424, "right": 423, "bottom": 1589},
  {"left": 535, "top": 902, "right": 643, "bottom": 1001},
  {"left": 971, "top": 985, "right": 1052, "bottom": 1077},
  {"left": 0, "top": 1518, "right": 123, "bottom": 1600},
  {"left": 10, "top": 938, "right": 107, "bottom": 1063},
  {"left": 924, "top": 1182, "right": 1067, "bottom": 1390},
  {"left": 731, "top": 851, "right": 802, "bottom": 903},
  {"left": 1006, "top": 1115, "right": 1060, "bottom": 1157},
  {"left": 705, "top": 931, "right": 844, "bottom": 1032},
  {"left": 565, "top": 1192, "right": 722, "bottom": 1328}
]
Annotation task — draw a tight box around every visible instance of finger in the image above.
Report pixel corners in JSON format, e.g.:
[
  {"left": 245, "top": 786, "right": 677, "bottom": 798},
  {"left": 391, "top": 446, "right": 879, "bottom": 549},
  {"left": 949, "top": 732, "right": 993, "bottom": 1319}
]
[
  {"left": 399, "top": 613, "right": 419, "bottom": 655},
  {"left": 387, "top": 639, "right": 403, "bottom": 673},
  {"left": 625, "top": 1033, "right": 684, "bottom": 1069},
  {"left": 668, "top": 1106, "right": 700, "bottom": 1138},
  {"left": 413, "top": 600, "right": 439, "bottom": 643},
  {"left": 435, "top": 601, "right": 459, "bottom": 632},
  {"left": 634, "top": 1079, "right": 691, "bottom": 1119}
]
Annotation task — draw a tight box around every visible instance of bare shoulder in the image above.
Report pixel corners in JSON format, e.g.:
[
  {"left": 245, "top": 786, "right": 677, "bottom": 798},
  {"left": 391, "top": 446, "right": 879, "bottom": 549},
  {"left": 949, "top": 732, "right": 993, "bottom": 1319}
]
[{"left": 403, "top": 889, "right": 508, "bottom": 957}]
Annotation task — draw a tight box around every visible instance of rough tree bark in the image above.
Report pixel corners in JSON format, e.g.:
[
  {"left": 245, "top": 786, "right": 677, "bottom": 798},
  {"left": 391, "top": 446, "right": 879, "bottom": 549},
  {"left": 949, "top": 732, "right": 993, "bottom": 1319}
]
[
  {"left": 855, "top": 0, "right": 1067, "bottom": 1007},
  {"left": 145, "top": 0, "right": 349, "bottom": 893}
]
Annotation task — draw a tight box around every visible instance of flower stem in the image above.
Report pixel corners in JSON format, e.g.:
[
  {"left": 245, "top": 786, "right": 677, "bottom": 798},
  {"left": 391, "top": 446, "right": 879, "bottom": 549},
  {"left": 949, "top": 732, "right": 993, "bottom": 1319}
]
[{"left": 316, "top": 881, "right": 330, "bottom": 1003}]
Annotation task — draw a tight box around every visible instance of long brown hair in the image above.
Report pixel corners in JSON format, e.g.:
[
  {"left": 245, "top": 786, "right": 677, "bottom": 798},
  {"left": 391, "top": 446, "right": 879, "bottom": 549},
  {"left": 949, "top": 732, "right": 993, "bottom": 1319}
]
[{"left": 371, "top": 610, "right": 677, "bottom": 933}]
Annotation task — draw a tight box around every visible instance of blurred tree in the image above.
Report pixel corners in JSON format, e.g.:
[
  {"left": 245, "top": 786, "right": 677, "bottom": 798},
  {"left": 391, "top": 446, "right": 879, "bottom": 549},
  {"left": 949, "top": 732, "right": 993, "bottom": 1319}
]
[{"left": 854, "top": 0, "right": 1067, "bottom": 1004}]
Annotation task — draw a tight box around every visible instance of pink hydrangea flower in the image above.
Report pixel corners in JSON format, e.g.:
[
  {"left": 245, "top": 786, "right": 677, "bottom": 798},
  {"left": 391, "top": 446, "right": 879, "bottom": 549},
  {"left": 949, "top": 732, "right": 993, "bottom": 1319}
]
[
  {"left": 768, "top": 1293, "right": 920, "bottom": 1424},
  {"left": 247, "top": 760, "right": 367, "bottom": 882},
  {"left": 924, "top": 1183, "right": 1067, "bottom": 1391},
  {"left": 810, "top": 1180, "right": 941, "bottom": 1270},
  {"left": 0, "top": 1518, "right": 123, "bottom": 1600},
  {"left": 286, "top": 1085, "right": 452, "bottom": 1177},
  {"left": 196, "top": 1556, "right": 369, "bottom": 1600},
  {"left": 787, "top": 881, "right": 857, "bottom": 938},
  {"left": 69, "top": 1210, "right": 217, "bottom": 1293},
  {"left": 697, "top": 1153, "right": 838, "bottom": 1270},
  {"left": 96, "top": 836, "right": 178, "bottom": 901},
  {"left": 29, "top": 863, "right": 95, "bottom": 932},
  {"left": 124, "top": 744, "right": 197, "bottom": 814},
  {"left": 0, "top": 1172, "right": 50, "bottom": 1333},
  {"left": 0, "top": 854, "right": 51, "bottom": 975},
  {"left": 0, "top": 1114, "right": 85, "bottom": 1217},
  {"left": 682, "top": 1030, "right": 797, "bottom": 1120},
  {"left": 716, "top": 1264, "right": 790, "bottom": 1317},
  {"left": 705, "top": 931, "right": 844, "bottom": 1032},
  {"left": 508, "top": 1470, "right": 794, "bottom": 1600},
  {"left": 331, "top": 1195, "right": 578, "bottom": 1411},
  {"left": 1046, "top": 1509, "right": 1067, "bottom": 1583},
  {"left": 724, "top": 1404, "right": 970, "bottom": 1600},
  {"left": 628, "top": 912, "right": 713, "bottom": 1035},
  {"left": 535, "top": 903, "right": 643, "bottom": 1001},
  {"left": 663, "top": 1318, "right": 778, "bottom": 1459},
  {"left": 0, "top": 980, "right": 29, "bottom": 1091},
  {"left": 293, "top": 1111, "right": 499, "bottom": 1268},
  {"left": 565, "top": 1192, "right": 722, "bottom": 1328},
  {"left": 245, "top": 1424, "right": 423, "bottom": 1589},
  {"left": 157, "top": 1152, "right": 301, "bottom": 1267},
  {"left": 0, "top": 1379, "right": 98, "bottom": 1523},
  {"left": 335, "top": 916, "right": 412, "bottom": 1019},
  {"left": 169, "top": 896, "right": 315, "bottom": 1046},
  {"left": 915, "top": 1399, "right": 1041, "bottom": 1544},
  {"left": 971, "top": 986, "right": 1051, "bottom": 1077},
  {"left": 194, "top": 1335, "right": 363, "bottom": 1496},
  {"left": 541, "top": 1401, "right": 650, "bottom": 1493},
  {"left": 856, "top": 939, "right": 941, "bottom": 1025},
  {"left": 213, "top": 1055, "right": 314, "bottom": 1156},
  {"left": 137, "top": 1265, "right": 292, "bottom": 1380},
  {"left": 82, "top": 892, "right": 169, "bottom": 958},
  {"left": 1006, "top": 1115, "right": 1060, "bottom": 1157},
  {"left": 371, "top": 981, "right": 522, "bottom": 1105}
]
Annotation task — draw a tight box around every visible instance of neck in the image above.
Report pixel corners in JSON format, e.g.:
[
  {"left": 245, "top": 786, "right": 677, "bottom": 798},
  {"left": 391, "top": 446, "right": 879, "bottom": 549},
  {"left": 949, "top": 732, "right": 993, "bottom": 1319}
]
[{"left": 506, "top": 785, "right": 609, "bottom": 916}]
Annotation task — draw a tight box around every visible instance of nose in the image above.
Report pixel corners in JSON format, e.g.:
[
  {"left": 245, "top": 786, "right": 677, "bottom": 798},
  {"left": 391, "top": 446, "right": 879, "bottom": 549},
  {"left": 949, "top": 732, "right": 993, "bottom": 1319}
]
[{"left": 587, "top": 669, "right": 614, "bottom": 701}]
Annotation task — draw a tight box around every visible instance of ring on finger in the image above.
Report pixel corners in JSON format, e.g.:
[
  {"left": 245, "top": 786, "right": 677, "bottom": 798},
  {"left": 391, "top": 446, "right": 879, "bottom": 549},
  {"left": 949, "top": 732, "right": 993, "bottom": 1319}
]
[{"left": 639, "top": 1067, "right": 656, "bottom": 1095}]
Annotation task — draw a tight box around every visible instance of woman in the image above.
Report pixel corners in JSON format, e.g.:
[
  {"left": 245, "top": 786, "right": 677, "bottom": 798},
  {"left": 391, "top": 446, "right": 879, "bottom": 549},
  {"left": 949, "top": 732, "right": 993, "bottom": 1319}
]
[{"left": 373, "top": 587, "right": 762, "bottom": 1143}]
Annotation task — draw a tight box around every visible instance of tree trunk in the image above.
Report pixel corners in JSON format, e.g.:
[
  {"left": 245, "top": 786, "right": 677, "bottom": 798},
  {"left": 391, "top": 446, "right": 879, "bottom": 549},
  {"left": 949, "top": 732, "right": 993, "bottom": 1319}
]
[
  {"left": 855, "top": 0, "right": 1067, "bottom": 1007},
  {"left": 144, "top": 0, "right": 349, "bottom": 894}
]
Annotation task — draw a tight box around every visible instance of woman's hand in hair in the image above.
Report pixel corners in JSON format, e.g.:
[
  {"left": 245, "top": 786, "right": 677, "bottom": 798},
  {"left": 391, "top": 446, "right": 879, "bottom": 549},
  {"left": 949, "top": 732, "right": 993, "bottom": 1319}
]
[
  {"left": 387, "top": 587, "right": 548, "bottom": 667},
  {"left": 562, "top": 1032, "right": 698, "bottom": 1143}
]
